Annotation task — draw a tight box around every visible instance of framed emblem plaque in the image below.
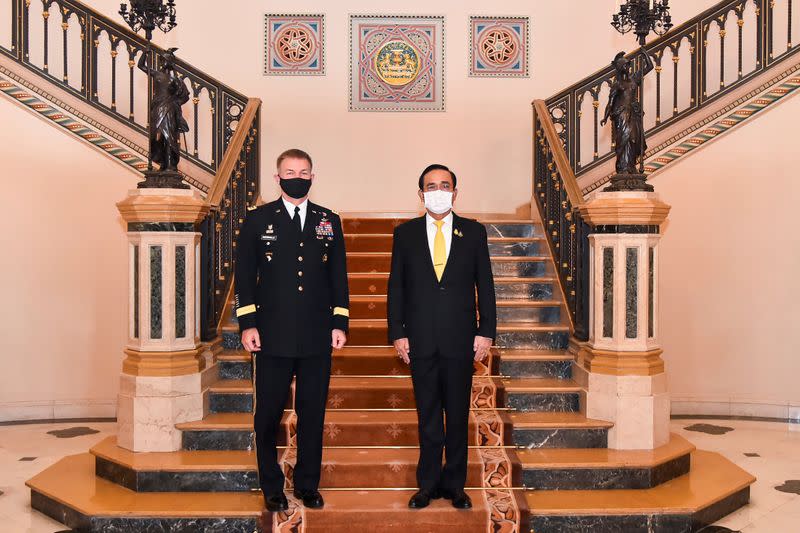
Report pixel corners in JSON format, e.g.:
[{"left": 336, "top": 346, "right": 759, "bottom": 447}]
[
  {"left": 264, "top": 14, "right": 325, "bottom": 75},
  {"left": 349, "top": 15, "right": 445, "bottom": 112},
  {"left": 469, "top": 16, "right": 529, "bottom": 77}
]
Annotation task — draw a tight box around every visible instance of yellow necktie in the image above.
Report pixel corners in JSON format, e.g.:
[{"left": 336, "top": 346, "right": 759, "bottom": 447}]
[{"left": 433, "top": 220, "right": 446, "bottom": 281}]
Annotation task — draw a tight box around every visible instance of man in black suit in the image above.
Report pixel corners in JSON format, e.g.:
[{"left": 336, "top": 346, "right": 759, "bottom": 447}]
[
  {"left": 387, "top": 164, "right": 496, "bottom": 510},
  {"left": 235, "top": 148, "right": 349, "bottom": 512}
]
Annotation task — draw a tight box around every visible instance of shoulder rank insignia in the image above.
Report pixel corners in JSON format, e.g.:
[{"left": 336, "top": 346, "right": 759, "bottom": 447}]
[{"left": 247, "top": 205, "right": 257, "bottom": 211}]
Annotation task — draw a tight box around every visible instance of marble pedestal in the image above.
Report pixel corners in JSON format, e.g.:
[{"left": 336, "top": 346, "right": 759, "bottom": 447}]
[
  {"left": 116, "top": 188, "right": 214, "bottom": 452},
  {"left": 576, "top": 191, "right": 672, "bottom": 450}
]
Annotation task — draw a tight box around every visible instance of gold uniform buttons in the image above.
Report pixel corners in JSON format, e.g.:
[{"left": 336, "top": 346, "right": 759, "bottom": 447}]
[
  {"left": 298, "top": 256, "right": 304, "bottom": 262},
  {"left": 298, "top": 286, "right": 304, "bottom": 292},
  {"left": 298, "top": 271, "right": 303, "bottom": 277},
  {"left": 300, "top": 242, "right": 304, "bottom": 247}
]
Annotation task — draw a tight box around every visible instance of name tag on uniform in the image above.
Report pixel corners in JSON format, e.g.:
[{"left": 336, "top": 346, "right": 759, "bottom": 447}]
[{"left": 261, "top": 234, "right": 277, "bottom": 241}]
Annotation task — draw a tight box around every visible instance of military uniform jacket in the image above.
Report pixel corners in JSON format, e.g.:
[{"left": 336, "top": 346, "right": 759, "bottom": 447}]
[{"left": 234, "top": 198, "right": 349, "bottom": 357}]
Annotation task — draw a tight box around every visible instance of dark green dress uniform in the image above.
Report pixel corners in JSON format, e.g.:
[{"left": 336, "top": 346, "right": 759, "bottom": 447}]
[{"left": 234, "top": 198, "right": 349, "bottom": 496}]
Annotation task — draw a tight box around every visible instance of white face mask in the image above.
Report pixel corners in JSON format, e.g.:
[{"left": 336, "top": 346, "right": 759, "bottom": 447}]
[{"left": 423, "top": 190, "right": 453, "bottom": 215}]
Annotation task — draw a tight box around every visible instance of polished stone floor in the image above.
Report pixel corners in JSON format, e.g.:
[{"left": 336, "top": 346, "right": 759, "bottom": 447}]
[{"left": 0, "top": 418, "right": 797, "bottom": 532}]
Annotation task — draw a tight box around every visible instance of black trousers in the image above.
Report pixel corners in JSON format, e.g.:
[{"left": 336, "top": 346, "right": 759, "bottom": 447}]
[
  {"left": 253, "top": 354, "right": 331, "bottom": 494},
  {"left": 409, "top": 354, "right": 474, "bottom": 492}
]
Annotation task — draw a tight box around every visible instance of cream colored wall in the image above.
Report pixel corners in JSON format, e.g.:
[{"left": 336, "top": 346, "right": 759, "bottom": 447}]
[
  {"left": 653, "top": 95, "right": 800, "bottom": 420},
  {"left": 0, "top": 99, "right": 137, "bottom": 421},
  {"left": 9, "top": 0, "right": 790, "bottom": 420}
]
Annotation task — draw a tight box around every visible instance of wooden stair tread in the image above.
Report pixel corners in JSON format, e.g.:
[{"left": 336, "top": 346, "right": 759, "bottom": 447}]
[
  {"left": 526, "top": 450, "right": 755, "bottom": 515},
  {"left": 90, "top": 436, "right": 500, "bottom": 471},
  {"left": 27, "top": 453, "right": 509, "bottom": 518},
  {"left": 516, "top": 434, "right": 695, "bottom": 469},
  {"left": 216, "top": 352, "right": 251, "bottom": 362},
  {"left": 501, "top": 378, "right": 580, "bottom": 392},
  {"left": 496, "top": 299, "right": 562, "bottom": 307},
  {"left": 495, "top": 276, "right": 555, "bottom": 283},
  {"left": 178, "top": 410, "right": 441, "bottom": 431},
  {"left": 209, "top": 380, "right": 252, "bottom": 393},
  {"left": 349, "top": 320, "right": 568, "bottom": 331},
  {"left": 495, "top": 349, "right": 574, "bottom": 361},
  {"left": 497, "top": 324, "right": 570, "bottom": 332},
  {"left": 508, "top": 412, "right": 613, "bottom": 429}
]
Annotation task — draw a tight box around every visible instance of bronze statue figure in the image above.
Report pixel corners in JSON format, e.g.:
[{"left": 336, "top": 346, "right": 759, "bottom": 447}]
[
  {"left": 601, "top": 47, "right": 654, "bottom": 191},
  {"left": 138, "top": 47, "right": 189, "bottom": 172}
]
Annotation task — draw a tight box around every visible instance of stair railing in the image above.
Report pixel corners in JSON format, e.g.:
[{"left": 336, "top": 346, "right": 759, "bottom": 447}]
[
  {"left": 545, "top": 0, "right": 798, "bottom": 180},
  {"left": 199, "top": 97, "right": 261, "bottom": 341},
  {"left": 532, "top": 100, "right": 590, "bottom": 341},
  {"left": 0, "top": 0, "right": 248, "bottom": 175}
]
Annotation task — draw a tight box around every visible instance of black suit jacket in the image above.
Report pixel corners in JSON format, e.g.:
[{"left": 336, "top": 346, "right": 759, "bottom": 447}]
[
  {"left": 387, "top": 214, "right": 496, "bottom": 358},
  {"left": 234, "top": 199, "right": 349, "bottom": 357}
]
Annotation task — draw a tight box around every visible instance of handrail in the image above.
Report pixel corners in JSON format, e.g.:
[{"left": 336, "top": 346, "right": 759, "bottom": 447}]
[
  {"left": 207, "top": 97, "right": 262, "bottom": 207},
  {"left": 544, "top": 0, "right": 798, "bottom": 178},
  {"left": 533, "top": 100, "right": 584, "bottom": 209},
  {"left": 531, "top": 100, "right": 590, "bottom": 338},
  {"left": 198, "top": 99, "right": 261, "bottom": 341}
]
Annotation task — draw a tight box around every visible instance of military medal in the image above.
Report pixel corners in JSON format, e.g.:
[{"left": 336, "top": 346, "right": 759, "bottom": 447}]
[{"left": 315, "top": 219, "right": 334, "bottom": 238}]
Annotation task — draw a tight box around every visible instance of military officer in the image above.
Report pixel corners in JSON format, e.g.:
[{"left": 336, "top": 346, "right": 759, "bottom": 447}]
[{"left": 234, "top": 148, "right": 349, "bottom": 512}]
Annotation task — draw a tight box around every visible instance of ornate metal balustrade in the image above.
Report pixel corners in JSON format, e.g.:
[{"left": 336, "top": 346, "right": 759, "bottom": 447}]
[
  {"left": 199, "top": 99, "right": 261, "bottom": 342},
  {"left": 545, "top": 0, "right": 799, "bottom": 177},
  {"left": 532, "top": 100, "right": 590, "bottom": 341},
  {"left": 0, "top": 0, "right": 247, "bottom": 172}
]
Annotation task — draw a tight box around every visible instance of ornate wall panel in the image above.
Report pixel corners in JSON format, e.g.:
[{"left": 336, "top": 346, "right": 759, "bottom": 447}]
[
  {"left": 264, "top": 14, "right": 325, "bottom": 76},
  {"left": 349, "top": 15, "right": 445, "bottom": 112},
  {"left": 470, "top": 16, "right": 529, "bottom": 77}
]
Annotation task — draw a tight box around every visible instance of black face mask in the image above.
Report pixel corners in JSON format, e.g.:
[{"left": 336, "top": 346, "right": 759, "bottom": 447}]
[{"left": 279, "top": 177, "right": 312, "bottom": 199}]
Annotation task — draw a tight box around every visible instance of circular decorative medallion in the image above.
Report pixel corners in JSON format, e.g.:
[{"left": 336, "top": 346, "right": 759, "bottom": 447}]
[
  {"left": 478, "top": 27, "right": 519, "bottom": 67},
  {"left": 374, "top": 40, "right": 421, "bottom": 87},
  {"left": 275, "top": 25, "right": 315, "bottom": 65}
]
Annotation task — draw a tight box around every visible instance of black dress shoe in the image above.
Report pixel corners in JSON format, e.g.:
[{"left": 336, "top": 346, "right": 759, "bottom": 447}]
[
  {"left": 440, "top": 489, "right": 472, "bottom": 509},
  {"left": 408, "top": 488, "right": 439, "bottom": 509},
  {"left": 450, "top": 491, "right": 472, "bottom": 509},
  {"left": 293, "top": 489, "right": 325, "bottom": 509},
  {"left": 264, "top": 491, "right": 289, "bottom": 512}
]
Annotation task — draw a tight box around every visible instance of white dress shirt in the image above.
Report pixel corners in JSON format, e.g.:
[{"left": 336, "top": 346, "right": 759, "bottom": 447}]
[
  {"left": 425, "top": 212, "right": 453, "bottom": 264},
  {"left": 282, "top": 197, "right": 308, "bottom": 230}
]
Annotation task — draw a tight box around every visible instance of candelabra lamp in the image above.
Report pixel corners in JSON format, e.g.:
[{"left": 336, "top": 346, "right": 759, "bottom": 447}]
[{"left": 603, "top": 0, "right": 673, "bottom": 192}]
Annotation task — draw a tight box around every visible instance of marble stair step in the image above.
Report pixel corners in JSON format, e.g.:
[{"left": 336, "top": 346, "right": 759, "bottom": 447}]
[
  {"left": 347, "top": 273, "right": 556, "bottom": 298},
  {"left": 509, "top": 412, "right": 613, "bottom": 449},
  {"left": 217, "top": 347, "right": 501, "bottom": 380},
  {"left": 497, "top": 349, "right": 574, "bottom": 379},
  {"left": 29, "top": 453, "right": 525, "bottom": 533},
  {"left": 178, "top": 410, "right": 514, "bottom": 450},
  {"left": 90, "top": 436, "right": 517, "bottom": 492},
  {"left": 502, "top": 378, "right": 581, "bottom": 413},
  {"left": 348, "top": 295, "right": 561, "bottom": 322},
  {"left": 526, "top": 450, "right": 755, "bottom": 533},
  {"left": 346, "top": 253, "right": 550, "bottom": 278},
  {"left": 516, "top": 434, "right": 695, "bottom": 490},
  {"left": 496, "top": 325, "right": 570, "bottom": 351},
  {"left": 348, "top": 319, "right": 569, "bottom": 347},
  {"left": 210, "top": 375, "right": 512, "bottom": 413},
  {"left": 344, "top": 234, "right": 545, "bottom": 254},
  {"left": 341, "top": 217, "right": 541, "bottom": 236}
]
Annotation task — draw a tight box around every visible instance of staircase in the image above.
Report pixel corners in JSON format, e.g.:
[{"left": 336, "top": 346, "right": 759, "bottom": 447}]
[
  {"left": 9, "top": 0, "right": 772, "bottom": 530},
  {"left": 26, "top": 214, "right": 754, "bottom": 532}
]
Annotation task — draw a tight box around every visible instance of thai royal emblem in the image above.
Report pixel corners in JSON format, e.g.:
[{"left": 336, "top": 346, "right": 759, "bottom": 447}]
[{"left": 374, "top": 41, "right": 420, "bottom": 86}]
